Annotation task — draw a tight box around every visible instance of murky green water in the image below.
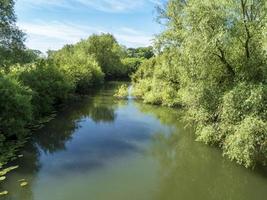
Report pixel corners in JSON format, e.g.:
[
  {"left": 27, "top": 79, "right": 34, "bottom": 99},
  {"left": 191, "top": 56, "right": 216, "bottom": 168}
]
[{"left": 1, "top": 82, "right": 267, "bottom": 200}]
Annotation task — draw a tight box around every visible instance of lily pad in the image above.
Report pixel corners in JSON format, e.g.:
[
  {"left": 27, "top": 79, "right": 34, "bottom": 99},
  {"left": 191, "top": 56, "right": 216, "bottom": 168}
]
[
  {"left": 0, "top": 165, "right": 19, "bottom": 176},
  {"left": 0, "top": 191, "right": 8, "bottom": 196},
  {"left": 20, "top": 181, "right": 28, "bottom": 187}
]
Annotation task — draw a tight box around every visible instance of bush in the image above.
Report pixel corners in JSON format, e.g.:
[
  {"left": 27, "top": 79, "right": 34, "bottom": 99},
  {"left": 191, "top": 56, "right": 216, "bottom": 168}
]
[
  {"left": 221, "top": 83, "right": 267, "bottom": 125},
  {"left": 0, "top": 74, "right": 32, "bottom": 144},
  {"left": 114, "top": 84, "right": 129, "bottom": 99},
  {"left": 223, "top": 117, "right": 267, "bottom": 167},
  {"left": 132, "top": 55, "right": 181, "bottom": 106},
  {"left": 121, "top": 57, "right": 143, "bottom": 77},
  {"left": 51, "top": 45, "right": 104, "bottom": 92},
  {"left": 78, "top": 34, "right": 124, "bottom": 79},
  {"left": 12, "top": 60, "right": 72, "bottom": 118}
]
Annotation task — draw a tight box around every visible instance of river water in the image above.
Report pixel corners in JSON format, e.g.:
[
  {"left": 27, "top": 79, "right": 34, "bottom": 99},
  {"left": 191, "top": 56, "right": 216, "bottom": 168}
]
[{"left": 1, "top": 82, "right": 267, "bottom": 200}]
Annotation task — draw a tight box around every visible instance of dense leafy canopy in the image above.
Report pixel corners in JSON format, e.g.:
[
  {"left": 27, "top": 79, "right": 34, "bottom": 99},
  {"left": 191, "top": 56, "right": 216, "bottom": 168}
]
[
  {"left": 126, "top": 46, "right": 154, "bottom": 59},
  {"left": 0, "top": 0, "right": 27, "bottom": 68},
  {"left": 133, "top": 0, "right": 267, "bottom": 167},
  {"left": 0, "top": 73, "right": 32, "bottom": 145},
  {"left": 0, "top": 1, "right": 150, "bottom": 158},
  {"left": 1, "top": 0, "right": 266, "bottom": 169},
  {"left": 50, "top": 34, "right": 147, "bottom": 80},
  {"left": 77, "top": 34, "right": 125, "bottom": 78},
  {"left": 12, "top": 60, "right": 73, "bottom": 118},
  {"left": 50, "top": 44, "right": 104, "bottom": 92}
]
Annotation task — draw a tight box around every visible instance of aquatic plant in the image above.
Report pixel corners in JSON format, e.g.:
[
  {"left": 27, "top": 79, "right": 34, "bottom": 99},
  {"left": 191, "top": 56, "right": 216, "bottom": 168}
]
[{"left": 114, "top": 84, "right": 129, "bottom": 99}]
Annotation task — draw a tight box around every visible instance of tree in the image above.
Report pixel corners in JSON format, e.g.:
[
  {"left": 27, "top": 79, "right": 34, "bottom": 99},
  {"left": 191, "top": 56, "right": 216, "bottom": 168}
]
[
  {"left": 0, "top": 0, "right": 26, "bottom": 68},
  {"left": 78, "top": 33, "right": 124, "bottom": 78},
  {"left": 126, "top": 46, "right": 154, "bottom": 59},
  {"left": 51, "top": 44, "right": 104, "bottom": 93},
  {"left": 133, "top": 0, "right": 267, "bottom": 167}
]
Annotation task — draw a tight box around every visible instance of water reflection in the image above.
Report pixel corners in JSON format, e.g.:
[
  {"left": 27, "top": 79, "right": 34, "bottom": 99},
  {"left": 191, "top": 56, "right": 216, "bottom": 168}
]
[
  {"left": 149, "top": 120, "right": 267, "bottom": 200},
  {"left": 0, "top": 142, "right": 40, "bottom": 200},
  {"left": 1, "top": 83, "right": 122, "bottom": 200},
  {"left": 34, "top": 87, "right": 118, "bottom": 154},
  {"left": 1, "top": 82, "right": 267, "bottom": 200}
]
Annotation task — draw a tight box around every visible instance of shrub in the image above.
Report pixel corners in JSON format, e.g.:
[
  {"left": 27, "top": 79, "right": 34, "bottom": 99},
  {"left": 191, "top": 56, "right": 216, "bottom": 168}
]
[
  {"left": 121, "top": 57, "right": 143, "bottom": 77},
  {"left": 0, "top": 73, "right": 32, "bottom": 144},
  {"left": 51, "top": 45, "right": 104, "bottom": 92},
  {"left": 114, "top": 84, "right": 129, "bottom": 99},
  {"left": 78, "top": 34, "right": 124, "bottom": 78},
  {"left": 223, "top": 117, "right": 267, "bottom": 168},
  {"left": 13, "top": 60, "right": 72, "bottom": 118}
]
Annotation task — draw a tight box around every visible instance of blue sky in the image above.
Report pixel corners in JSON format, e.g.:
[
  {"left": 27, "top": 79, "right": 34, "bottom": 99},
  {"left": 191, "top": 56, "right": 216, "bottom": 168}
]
[{"left": 15, "top": 0, "right": 165, "bottom": 53}]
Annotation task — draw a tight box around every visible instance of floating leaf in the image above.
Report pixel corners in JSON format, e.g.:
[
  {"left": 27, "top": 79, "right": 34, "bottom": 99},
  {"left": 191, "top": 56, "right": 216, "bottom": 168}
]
[
  {"left": 18, "top": 179, "right": 26, "bottom": 182},
  {"left": 0, "top": 191, "right": 8, "bottom": 196},
  {"left": 18, "top": 154, "right": 23, "bottom": 158},
  {"left": 0, "top": 176, "right": 6, "bottom": 181},
  {"left": 20, "top": 182, "right": 28, "bottom": 187},
  {"left": 0, "top": 165, "right": 19, "bottom": 176}
]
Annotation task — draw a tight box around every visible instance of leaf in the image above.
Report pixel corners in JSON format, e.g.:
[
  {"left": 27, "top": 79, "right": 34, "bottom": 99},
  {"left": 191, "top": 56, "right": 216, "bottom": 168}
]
[
  {"left": 20, "top": 181, "right": 28, "bottom": 187},
  {"left": 0, "top": 191, "right": 8, "bottom": 196},
  {"left": 0, "top": 165, "right": 19, "bottom": 176},
  {"left": 0, "top": 176, "right": 6, "bottom": 181}
]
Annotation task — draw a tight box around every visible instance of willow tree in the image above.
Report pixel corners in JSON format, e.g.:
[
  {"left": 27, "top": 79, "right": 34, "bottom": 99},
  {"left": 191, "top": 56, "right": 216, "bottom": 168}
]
[{"left": 133, "top": 0, "right": 267, "bottom": 167}]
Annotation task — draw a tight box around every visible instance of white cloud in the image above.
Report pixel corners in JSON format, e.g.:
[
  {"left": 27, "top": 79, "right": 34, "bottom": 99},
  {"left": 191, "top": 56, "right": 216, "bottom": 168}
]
[
  {"left": 19, "top": 21, "right": 154, "bottom": 52},
  {"left": 17, "top": 0, "right": 164, "bottom": 13},
  {"left": 76, "top": 0, "right": 144, "bottom": 12}
]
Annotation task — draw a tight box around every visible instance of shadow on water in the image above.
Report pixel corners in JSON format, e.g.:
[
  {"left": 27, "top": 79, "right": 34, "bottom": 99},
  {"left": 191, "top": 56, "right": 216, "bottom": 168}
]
[
  {"left": 1, "top": 82, "right": 267, "bottom": 200},
  {"left": 141, "top": 105, "right": 267, "bottom": 200},
  {"left": 0, "top": 82, "right": 142, "bottom": 199}
]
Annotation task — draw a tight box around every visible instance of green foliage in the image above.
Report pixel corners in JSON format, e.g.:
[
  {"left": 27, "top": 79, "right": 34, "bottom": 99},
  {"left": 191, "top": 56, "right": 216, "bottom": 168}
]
[
  {"left": 77, "top": 34, "right": 124, "bottom": 78},
  {"left": 0, "top": 73, "right": 32, "bottom": 144},
  {"left": 51, "top": 34, "right": 148, "bottom": 81},
  {"left": 133, "top": 0, "right": 267, "bottom": 167},
  {"left": 121, "top": 57, "right": 144, "bottom": 77},
  {"left": 126, "top": 46, "right": 154, "bottom": 59},
  {"left": 132, "top": 52, "right": 181, "bottom": 106},
  {"left": 51, "top": 44, "right": 104, "bottom": 93},
  {"left": 114, "top": 84, "right": 129, "bottom": 99},
  {"left": 12, "top": 60, "right": 72, "bottom": 118},
  {"left": 0, "top": 0, "right": 27, "bottom": 68},
  {"left": 223, "top": 117, "right": 267, "bottom": 168}
]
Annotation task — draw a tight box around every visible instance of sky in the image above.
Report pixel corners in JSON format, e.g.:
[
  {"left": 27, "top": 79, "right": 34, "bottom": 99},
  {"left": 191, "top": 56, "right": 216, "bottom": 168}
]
[{"left": 15, "top": 0, "right": 165, "bottom": 53}]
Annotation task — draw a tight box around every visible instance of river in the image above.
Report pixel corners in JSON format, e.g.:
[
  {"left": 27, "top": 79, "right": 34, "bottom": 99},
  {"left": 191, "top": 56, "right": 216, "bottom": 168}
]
[{"left": 1, "top": 82, "right": 267, "bottom": 200}]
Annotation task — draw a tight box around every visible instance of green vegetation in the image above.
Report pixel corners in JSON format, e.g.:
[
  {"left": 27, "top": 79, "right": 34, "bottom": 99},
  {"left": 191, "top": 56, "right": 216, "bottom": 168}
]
[
  {"left": 121, "top": 46, "right": 154, "bottom": 77},
  {"left": 0, "top": 0, "right": 153, "bottom": 172},
  {"left": 50, "top": 34, "right": 153, "bottom": 80},
  {"left": 77, "top": 34, "right": 124, "bottom": 78},
  {"left": 132, "top": 0, "right": 267, "bottom": 167},
  {"left": 49, "top": 45, "right": 104, "bottom": 93},
  {"left": 0, "top": 0, "right": 42, "bottom": 69},
  {"left": 1, "top": 0, "right": 265, "bottom": 176},
  {"left": 114, "top": 84, "right": 129, "bottom": 99},
  {"left": 0, "top": 73, "right": 32, "bottom": 145},
  {"left": 11, "top": 60, "right": 73, "bottom": 118}
]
